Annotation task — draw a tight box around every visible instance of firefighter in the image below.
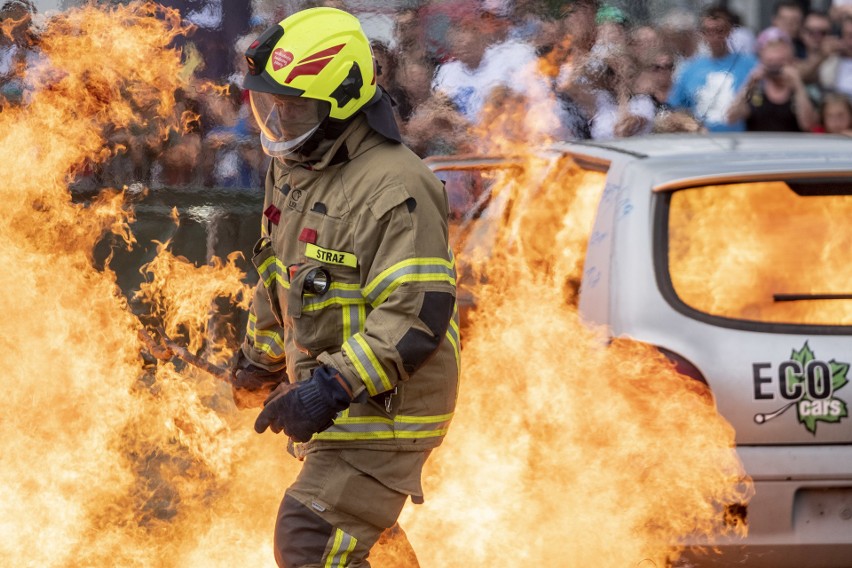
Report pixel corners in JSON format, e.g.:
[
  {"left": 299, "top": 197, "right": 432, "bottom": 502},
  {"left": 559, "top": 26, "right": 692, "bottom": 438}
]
[{"left": 230, "top": 7, "right": 460, "bottom": 567}]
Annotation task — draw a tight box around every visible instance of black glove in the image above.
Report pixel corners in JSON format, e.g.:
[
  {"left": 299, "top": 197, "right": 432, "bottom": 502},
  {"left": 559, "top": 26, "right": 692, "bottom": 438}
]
[
  {"left": 230, "top": 351, "right": 285, "bottom": 410},
  {"left": 254, "top": 365, "right": 353, "bottom": 442}
]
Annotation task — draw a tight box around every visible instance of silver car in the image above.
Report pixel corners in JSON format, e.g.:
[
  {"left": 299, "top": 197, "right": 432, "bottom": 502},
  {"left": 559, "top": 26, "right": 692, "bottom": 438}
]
[{"left": 427, "top": 133, "right": 852, "bottom": 567}]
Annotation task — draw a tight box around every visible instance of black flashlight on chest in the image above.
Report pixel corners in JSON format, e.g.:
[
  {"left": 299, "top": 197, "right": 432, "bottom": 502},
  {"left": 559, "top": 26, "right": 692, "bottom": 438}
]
[{"left": 303, "top": 267, "right": 332, "bottom": 295}]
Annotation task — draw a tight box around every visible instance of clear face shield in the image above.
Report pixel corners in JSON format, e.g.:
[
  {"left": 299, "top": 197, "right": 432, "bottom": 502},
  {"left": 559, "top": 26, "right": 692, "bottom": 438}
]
[{"left": 249, "top": 91, "right": 331, "bottom": 158}]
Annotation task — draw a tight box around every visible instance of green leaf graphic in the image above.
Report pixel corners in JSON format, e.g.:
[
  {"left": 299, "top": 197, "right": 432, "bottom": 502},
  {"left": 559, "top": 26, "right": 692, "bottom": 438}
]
[
  {"left": 801, "top": 412, "right": 818, "bottom": 433},
  {"left": 794, "top": 344, "right": 849, "bottom": 434},
  {"left": 791, "top": 342, "right": 814, "bottom": 366},
  {"left": 830, "top": 360, "right": 850, "bottom": 391}
]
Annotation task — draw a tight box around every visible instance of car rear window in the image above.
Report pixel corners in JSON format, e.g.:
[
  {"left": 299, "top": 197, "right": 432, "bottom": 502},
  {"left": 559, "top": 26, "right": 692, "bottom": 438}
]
[{"left": 666, "top": 180, "right": 852, "bottom": 326}]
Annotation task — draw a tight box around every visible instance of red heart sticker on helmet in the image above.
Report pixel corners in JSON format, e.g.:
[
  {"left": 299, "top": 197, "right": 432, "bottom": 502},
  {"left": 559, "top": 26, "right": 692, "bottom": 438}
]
[{"left": 271, "top": 49, "right": 294, "bottom": 71}]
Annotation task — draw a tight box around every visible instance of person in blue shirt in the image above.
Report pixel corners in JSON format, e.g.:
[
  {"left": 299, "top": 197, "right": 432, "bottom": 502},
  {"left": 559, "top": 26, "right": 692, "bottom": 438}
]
[{"left": 668, "top": 5, "right": 757, "bottom": 132}]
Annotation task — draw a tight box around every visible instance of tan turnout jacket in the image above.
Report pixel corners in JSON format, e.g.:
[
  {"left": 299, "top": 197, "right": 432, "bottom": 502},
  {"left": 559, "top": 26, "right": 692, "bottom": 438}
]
[{"left": 243, "top": 116, "right": 460, "bottom": 456}]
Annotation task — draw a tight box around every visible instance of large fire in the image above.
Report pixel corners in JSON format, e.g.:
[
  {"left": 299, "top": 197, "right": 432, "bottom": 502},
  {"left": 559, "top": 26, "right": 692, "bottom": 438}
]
[
  {"left": 401, "top": 154, "right": 750, "bottom": 567},
  {"left": 1, "top": 3, "right": 749, "bottom": 567},
  {"left": 669, "top": 181, "right": 852, "bottom": 326},
  {"left": 0, "top": 3, "right": 291, "bottom": 566}
]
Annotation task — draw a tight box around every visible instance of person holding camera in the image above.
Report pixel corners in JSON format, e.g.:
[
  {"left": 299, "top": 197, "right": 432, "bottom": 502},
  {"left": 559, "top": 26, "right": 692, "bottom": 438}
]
[{"left": 728, "top": 26, "right": 817, "bottom": 132}]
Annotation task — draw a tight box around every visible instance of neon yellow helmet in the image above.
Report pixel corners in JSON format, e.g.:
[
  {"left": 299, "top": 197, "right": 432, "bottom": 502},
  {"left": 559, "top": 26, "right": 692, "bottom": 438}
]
[{"left": 244, "top": 7, "right": 377, "bottom": 121}]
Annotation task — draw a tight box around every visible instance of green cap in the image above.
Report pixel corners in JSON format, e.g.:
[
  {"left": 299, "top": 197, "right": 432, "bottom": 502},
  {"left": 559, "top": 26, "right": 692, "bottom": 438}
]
[{"left": 596, "top": 5, "right": 628, "bottom": 25}]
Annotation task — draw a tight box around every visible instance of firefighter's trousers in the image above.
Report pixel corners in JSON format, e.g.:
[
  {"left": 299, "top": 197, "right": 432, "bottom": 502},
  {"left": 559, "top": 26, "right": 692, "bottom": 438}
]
[{"left": 274, "top": 448, "right": 427, "bottom": 567}]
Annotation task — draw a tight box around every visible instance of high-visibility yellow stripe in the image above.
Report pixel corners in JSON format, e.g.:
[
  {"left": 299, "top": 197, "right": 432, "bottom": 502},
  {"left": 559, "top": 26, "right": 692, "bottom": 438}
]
[
  {"left": 314, "top": 429, "right": 450, "bottom": 441},
  {"left": 312, "top": 412, "right": 454, "bottom": 441},
  {"left": 395, "top": 429, "right": 450, "bottom": 438},
  {"left": 357, "top": 304, "right": 366, "bottom": 331},
  {"left": 342, "top": 335, "right": 392, "bottom": 396},
  {"left": 246, "top": 313, "right": 286, "bottom": 359},
  {"left": 324, "top": 530, "right": 343, "bottom": 568},
  {"left": 257, "top": 254, "right": 276, "bottom": 275},
  {"left": 254, "top": 328, "right": 286, "bottom": 348},
  {"left": 446, "top": 304, "right": 461, "bottom": 375},
  {"left": 333, "top": 415, "right": 393, "bottom": 425},
  {"left": 364, "top": 257, "right": 454, "bottom": 295},
  {"left": 341, "top": 302, "right": 364, "bottom": 344},
  {"left": 353, "top": 334, "right": 392, "bottom": 392},
  {"left": 394, "top": 412, "right": 454, "bottom": 424},
  {"left": 324, "top": 529, "right": 357, "bottom": 568},
  {"left": 342, "top": 305, "right": 352, "bottom": 344},
  {"left": 363, "top": 257, "right": 456, "bottom": 306},
  {"left": 303, "top": 295, "right": 365, "bottom": 310},
  {"left": 342, "top": 342, "right": 378, "bottom": 396},
  {"left": 373, "top": 273, "right": 455, "bottom": 306},
  {"left": 339, "top": 533, "right": 357, "bottom": 567},
  {"left": 257, "top": 255, "right": 290, "bottom": 289}
]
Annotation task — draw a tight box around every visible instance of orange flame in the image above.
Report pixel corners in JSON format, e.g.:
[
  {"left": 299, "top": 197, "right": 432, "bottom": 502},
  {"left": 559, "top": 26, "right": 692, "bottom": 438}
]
[
  {"left": 400, "top": 114, "right": 750, "bottom": 565},
  {"left": 669, "top": 181, "right": 852, "bottom": 325},
  {"left": 0, "top": 3, "right": 295, "bottom": 566},
  {"left": 0, "top": 3, "right": 751, "bottom": 567}
]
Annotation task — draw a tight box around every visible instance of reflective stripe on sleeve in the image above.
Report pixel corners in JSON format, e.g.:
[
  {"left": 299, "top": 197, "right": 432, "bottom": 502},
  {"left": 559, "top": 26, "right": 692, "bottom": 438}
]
[
  {"left": 324, "top": 528, "right": 357, "bottom": 568},
  {"left": 246, "top": 313, "right": 286, "bottom": 360},
  {"left": 363, "top": 257, "right": 456, "bottom": 307},
  {"left": 313, "top": 412, "right": 454, "bottom": 441},
  {"left": 445, "top": 302, "right": 461, "bottom": 376},
  {"left": 341, "top": 333, "right": 392, "bottom": 396},
  {"left": 256, "top": 255, "right": 290, "bottom": 289}
]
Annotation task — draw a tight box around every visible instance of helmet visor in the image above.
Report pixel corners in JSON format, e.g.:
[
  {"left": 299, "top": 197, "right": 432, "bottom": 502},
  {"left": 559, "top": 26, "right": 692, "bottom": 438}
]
[{"left": 249, "top": 91, "right": 330, "bottom": 156}]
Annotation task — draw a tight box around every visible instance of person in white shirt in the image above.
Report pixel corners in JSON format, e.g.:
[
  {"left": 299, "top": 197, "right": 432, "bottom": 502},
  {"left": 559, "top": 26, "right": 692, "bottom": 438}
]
[{"left": 431, "top": 9, "right": 536, "bottom": 124}]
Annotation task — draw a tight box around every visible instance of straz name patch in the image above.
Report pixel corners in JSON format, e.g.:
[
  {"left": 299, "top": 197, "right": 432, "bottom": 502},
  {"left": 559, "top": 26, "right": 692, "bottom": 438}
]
[{"left": 305, "top": 243, "right": 357, "bottom": 268}]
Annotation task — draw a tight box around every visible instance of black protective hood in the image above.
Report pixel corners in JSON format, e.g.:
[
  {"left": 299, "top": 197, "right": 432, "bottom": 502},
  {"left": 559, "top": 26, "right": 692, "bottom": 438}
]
[{"left": 361, "top": 86, "right": 402, "bottom": 143}]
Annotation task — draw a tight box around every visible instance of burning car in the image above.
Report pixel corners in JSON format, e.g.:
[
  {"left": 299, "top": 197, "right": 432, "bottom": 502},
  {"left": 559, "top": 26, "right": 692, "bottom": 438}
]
[{"left": 427, "top": 133, "right": 852, "bottom": 567}]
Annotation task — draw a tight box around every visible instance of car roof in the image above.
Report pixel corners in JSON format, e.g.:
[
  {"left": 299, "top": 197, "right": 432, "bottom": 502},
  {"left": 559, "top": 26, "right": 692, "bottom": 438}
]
[
  {"left": 426, "top": 133, "right": 852, "bottom": 170},
  {"left": 551, "top": 133, "right": 852, "bottom": 190},
  {"left": 425, "top": 133, "right": 852, "bottom": 192},
  {"left": 552, "top": 132, "right": 852, "bottom": 161}
]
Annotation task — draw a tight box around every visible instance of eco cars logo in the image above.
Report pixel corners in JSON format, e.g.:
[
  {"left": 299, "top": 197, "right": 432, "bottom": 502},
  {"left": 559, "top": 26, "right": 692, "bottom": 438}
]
[{"left": 752, "top": 342, "right": 849, "bottom": 433}]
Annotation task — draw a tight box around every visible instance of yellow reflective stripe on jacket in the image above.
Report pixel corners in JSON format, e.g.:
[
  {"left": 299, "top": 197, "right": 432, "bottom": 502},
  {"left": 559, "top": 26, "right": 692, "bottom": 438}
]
[
  {"left": 302, "top": 282, "right": 365, "bottom": 311},
  {"left": 342, "top": 302, "right": 366, "bottom": 344},
  {"left": 363, "top": 257, "right": 456, "bottom": 307},
  {"left": 313, "top": 412, "right": 454, "bottom": 441},
  {"left": 256, "top": 255, "right": 290, "bottom": 289},
  {"left": 324, "top": 528, "right": 357, "bottom": 568},
  {"left": 445, "top": 303, "right": 461, "bottom": 376},
  {"left": 246, "top": 313, "right": 286, "bottom": 360},
  {"left": 342, "top": 333, "right": 392, "bottom": 396}
]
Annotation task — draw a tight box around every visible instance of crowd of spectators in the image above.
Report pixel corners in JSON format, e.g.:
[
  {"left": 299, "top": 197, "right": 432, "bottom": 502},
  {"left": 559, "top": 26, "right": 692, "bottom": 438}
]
[
  {"left": 394, "top": 0, "right": 852, "bottom": 154},
  {"left": 5, "top": 0, "right": 852, "bottom": 189}
]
